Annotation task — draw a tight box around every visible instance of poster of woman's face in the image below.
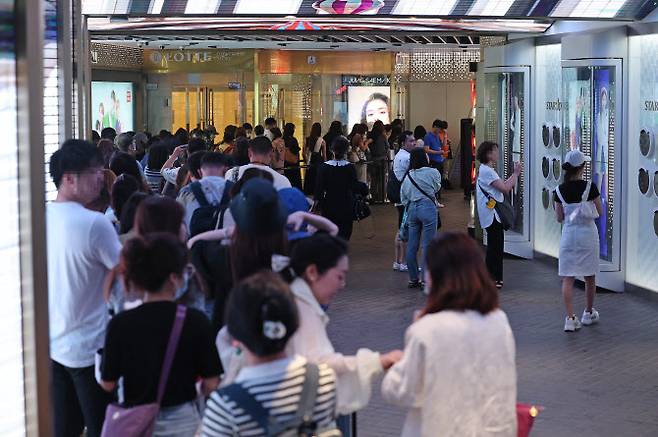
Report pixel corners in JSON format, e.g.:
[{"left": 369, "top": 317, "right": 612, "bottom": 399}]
[{"left": 347, "top": 86, "right": 390, "bottom": 129}]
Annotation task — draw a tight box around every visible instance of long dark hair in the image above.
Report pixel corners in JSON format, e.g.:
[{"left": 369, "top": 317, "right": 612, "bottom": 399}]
[
  {"left": 283, "top": 122, "right": 295, "bottom": 138},
  {"left": 409, "top": 148, "right": 430, "bottom": 170},
  {"left": 230, "top": 229, "right": 288, "bottom": 282},
  {"left": 424, "top": 232, "right": 498, "bottom": 316},
  {"left": 306, "top": 122, "right": 322, "bottom": 154}
]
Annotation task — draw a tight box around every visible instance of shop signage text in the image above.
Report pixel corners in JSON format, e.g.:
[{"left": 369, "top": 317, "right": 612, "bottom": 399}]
[
  {"left": 342, "top": 75, "right": 391, "bottom": 87},
  {"left": 644, "top": 100, "right": 658, "bottom": 111},
  {"left": 545, "top": 99, "right": 563, "bottom": 111}
]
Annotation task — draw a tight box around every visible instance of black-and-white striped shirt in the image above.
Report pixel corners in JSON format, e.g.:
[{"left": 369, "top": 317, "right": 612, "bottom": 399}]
[{"left": 202, "top": 355, "right": 337, "bottom": 436}]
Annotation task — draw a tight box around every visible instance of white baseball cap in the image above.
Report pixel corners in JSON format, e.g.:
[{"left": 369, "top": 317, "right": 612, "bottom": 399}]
[{"left": 564, "top": 149, "right": 591, "bottom": 167}]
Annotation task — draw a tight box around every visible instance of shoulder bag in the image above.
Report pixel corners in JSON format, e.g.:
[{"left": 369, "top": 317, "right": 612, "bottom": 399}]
[
  {"left": 477, "top": 183, "right": 516, "bottom": 231},
  {"left": 101, "top": 305, "right": 187, "bottom": 437},
  {"left": 221, "top": 363, "right": 341, "bottom": 437},
  {"left": 407, "top": 172, "right": 442, "bottom": 230}
]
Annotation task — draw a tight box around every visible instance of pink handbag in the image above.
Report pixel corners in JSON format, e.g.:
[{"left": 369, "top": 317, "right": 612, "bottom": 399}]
[
  {"left": 101, "top": 305, "right": 187, "bottom": 437},
  {"left": 517, "top": 403, "right": 541, "bottom": 437}
]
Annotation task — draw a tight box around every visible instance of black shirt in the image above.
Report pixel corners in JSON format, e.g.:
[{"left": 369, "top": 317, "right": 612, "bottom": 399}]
[
  {"left": 554, "top": 180, "right": 600, "bottom": 204},
  {"left": 102, "top": 301, "right": 221, "bottom": 407},
  {"left": 315, "top": 162, "right": 368, "bottom": 220}
]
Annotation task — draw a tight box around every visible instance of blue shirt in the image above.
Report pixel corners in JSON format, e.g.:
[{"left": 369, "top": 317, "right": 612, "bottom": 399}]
[{"left": 424, "top": 132, "right": 444, "bottom": 164}]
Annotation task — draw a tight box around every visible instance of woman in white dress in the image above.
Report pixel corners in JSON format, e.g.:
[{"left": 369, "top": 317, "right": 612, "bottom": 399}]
[
  {"left": 382, "top": 232, "right": 517, "bottom": 437},
  {"left": 554, "top": 150, "right": 603, "bottom": 332}
]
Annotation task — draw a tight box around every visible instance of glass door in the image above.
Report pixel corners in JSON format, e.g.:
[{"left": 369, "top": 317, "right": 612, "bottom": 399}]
[
  {"left": 562, "top": 60, "right": 623, "bottom": 290},
  {"left": 172, "top": 86, "right": 254, "bottom": 133},
  {"left": 483, "top": 67, "right": 532, "bottom": 258}
]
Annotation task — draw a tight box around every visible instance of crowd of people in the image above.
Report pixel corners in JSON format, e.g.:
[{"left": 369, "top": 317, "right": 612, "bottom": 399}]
[{"left": 47, "top": 117, "right": 520, "bottom": 437}]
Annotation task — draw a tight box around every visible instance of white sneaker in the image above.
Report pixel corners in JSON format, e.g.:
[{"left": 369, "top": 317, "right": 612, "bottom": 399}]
[
  {"left": 398, "top": 264, "right": 408, "bottom": 272},
  {"left": 581, "top": 309, "right": 600, "bottom": 326},
  {"left": 392, "top": 262, "right": 400, "bottom": 271},
  {"left": 564, "top": 316, "right": 582, "bottom": 332}
]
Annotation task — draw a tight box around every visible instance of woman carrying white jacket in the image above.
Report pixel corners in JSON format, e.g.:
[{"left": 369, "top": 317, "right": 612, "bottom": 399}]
[
  {"left": 381, "top": 232, "right": 517, "bottom": 437},
  {"left": 285, "top": 233, "right": 403, "bottom": 415}
]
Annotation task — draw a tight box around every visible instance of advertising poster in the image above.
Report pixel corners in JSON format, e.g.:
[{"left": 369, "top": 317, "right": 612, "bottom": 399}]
[
  {"left": 593, "top": 68, "right": 612, "bottom": 261},
  {"left": 91, "top": 81, "right": 134, "bottom": 134},
  {"left": 347, "top": 86, "right": 390, "bottom": 130},
  {"left": 503, "top": 72, "right": 524, "bottom": 234}
]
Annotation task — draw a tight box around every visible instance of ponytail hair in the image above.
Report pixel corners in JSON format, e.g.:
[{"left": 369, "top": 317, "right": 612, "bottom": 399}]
[
  {"left": 121, "top": 233, "right": 188, "bottom": 293},
  {"left": 226, "top": 271, "right": 299, "bottom": 357}
]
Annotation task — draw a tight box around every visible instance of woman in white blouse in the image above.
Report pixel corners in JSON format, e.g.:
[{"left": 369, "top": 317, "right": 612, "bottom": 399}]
[
  {"left": 286, "top": 233, "right": 403, "bottom": 415},
  {"left": 382, "top": 232, "right": 517, "bottom": 437}
]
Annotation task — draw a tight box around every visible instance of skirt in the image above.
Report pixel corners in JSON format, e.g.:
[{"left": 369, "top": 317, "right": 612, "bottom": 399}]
[{"left": 558, "top": 221, "right": 600, "bottom": 277}]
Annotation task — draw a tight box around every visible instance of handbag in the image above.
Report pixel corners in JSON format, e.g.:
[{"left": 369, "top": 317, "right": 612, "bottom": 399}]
[
  {"left": 478, "top": 183, "right": 516, "bottom": 231},
  {"left": 221, "top": 363, "right": 341, "bottom": 437},
  {"left": 407, "top": 172, "right": 442, "bottom": 230},
  {"left": 398, "top": 204, "right": 410, "bottom": 242},
  {"left": 516, "top": 403, "right": 541, "bottom": 437},
  {"left": 353, "top": 193, "right": 371, "bottom": 222},
  {"left": 101, "top": 305, "right": 187, "bottom": 437}
]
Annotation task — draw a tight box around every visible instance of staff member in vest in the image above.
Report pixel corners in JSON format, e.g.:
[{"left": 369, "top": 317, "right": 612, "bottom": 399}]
[
  {"left": 475, "top": 142, "right": 520, "bottom": 290},
  {"left": 554, "top": 149, "right": 602, "bottom": 332}
]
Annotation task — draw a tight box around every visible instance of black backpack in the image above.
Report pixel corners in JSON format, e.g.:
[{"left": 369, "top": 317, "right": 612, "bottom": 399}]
[
  {"left": 386, "top": 171, "right": 406, "bottom": 204},
  {"left": 188, "top": 180, "right": 233, "bottom": 237}
]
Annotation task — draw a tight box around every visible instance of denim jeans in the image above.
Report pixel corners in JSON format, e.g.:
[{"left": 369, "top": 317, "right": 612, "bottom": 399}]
[
  {"left": 406, "top": 198, "right": 438, "bottom": 282},
  {"left": 51, "top": 360, "right": 112, "bottom": 437},
  {"left": 153, "top": 401, "right": 200, "bottom": 437}
]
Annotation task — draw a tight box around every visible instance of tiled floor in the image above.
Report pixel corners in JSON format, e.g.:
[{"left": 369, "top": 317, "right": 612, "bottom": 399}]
[{"left": 327, "top": 189, "right": 658, "bottom": 437}]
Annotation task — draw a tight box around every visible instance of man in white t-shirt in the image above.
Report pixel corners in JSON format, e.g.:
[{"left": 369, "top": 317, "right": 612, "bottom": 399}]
[
  {"left": 47, "top": 140, "right": 122, "bottom": 437},
  {"left": 224, "top": 136, "right": 292, "bottom": 190}
]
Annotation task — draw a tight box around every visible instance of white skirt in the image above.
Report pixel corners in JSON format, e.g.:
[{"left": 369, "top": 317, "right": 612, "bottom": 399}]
[{"left": 559, "top": 221, "right": 600, "bottom": 277}]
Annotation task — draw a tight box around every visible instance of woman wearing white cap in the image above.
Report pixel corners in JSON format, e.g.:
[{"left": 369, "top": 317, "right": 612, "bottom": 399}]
[{"left": 554, "top": 149, "right": 603, "bottom": 332}]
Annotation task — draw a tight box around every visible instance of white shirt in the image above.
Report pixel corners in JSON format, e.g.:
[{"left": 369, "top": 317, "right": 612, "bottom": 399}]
[
  {"left": 161, "top": 166, "right": 180, "bottom": 185},
  {"left": 476, "top": 164, "right": 504, "bottom": 229},
  {"left": 382, "top": 310, "right": 517, "bottom": 437},
  {"left": 286, "top": 278, "right": 383, "bottom": 415},
  {"left": 264, "top": 129, "right": 274, "bottom": 141},
  {"left": 393, "top": 148, "right": 411, "bottom": 181},
  {"left": 47, "top": 201, "right": 121, "bottom": 368},
  {"left": 224, "top": 163, "right": 292, "bottom": 190}
]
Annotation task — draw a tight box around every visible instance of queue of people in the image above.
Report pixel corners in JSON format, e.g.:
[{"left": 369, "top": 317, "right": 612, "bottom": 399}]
[{"left": 46, "top": 119, "right": 523, "bottom": 437}]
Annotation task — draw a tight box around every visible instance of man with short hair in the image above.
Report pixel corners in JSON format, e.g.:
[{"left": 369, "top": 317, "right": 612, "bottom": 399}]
[
  {"left": 100, "top": 126, "right": 117, "bottom": 142},
  {"left": 264, "top": 117, "right": 277, "bottom": 141},
  {"left": 242, "top": 122, "right": 254, "bottom": 139},
  {"left": 161, "top": 137, "right": 207, "bottom": 185},
  {"left": 177, "top": 151, "right": 233, "bottom": 231},
  {"left": 424, "top": 119, "right": 446, "bottom": 174},
  {"left": 254, "top": 125, "right": 265, "bottom": 137},
  {"left": 391, "top": 131, "right": 416, "bottom": 272},
  {"left": 47, "top": 139, "right": 122, "bottom": 437},
  {"left": 224, "top": 136, "right": 292, "bottom": 190}
]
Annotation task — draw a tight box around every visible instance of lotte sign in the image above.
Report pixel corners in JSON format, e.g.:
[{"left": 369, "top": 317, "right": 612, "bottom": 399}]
[{"left": 143, "top": 49, "right": 254, "bottom": 73}]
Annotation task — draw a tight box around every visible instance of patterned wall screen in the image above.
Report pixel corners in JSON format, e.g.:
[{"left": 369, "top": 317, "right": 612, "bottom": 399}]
[
  {"left": 395, "top": 48, "right": 480, "bottom": 82},
  {"left": 82, "top": 0, "right": 656, "bottom": 19},
  {"left": 44, "top": 0, "right": 60, "bottom": 201},
  {"left": 0, "top": 0, "right": 27, "bottom": 434}
]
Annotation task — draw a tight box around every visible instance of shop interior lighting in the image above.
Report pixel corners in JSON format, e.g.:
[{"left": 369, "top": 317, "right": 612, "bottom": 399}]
[
  {"left": 392, "top": 0, "right": 459, "bottom": 16},
  {"left": 468, "top": 0, "right": 516, "bottom": 16},
  {"left": 234, "top": 0, "right": 304, "bottom": 15},
  {"left": 569, "top": 0, "right": 627, "bottom": 18},
  {"left": 185, "top": 0, "right": 221, "bottom": 14}
]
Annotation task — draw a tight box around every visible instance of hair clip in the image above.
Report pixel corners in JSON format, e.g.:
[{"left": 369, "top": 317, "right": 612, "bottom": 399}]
[{"left": 263, "top": 320, "right": 287, "bottom": 340}]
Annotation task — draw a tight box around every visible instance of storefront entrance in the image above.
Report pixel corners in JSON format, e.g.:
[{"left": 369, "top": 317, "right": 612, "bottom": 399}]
[{"left": 171, "top": 86, "right": 254, "bottom": 132}]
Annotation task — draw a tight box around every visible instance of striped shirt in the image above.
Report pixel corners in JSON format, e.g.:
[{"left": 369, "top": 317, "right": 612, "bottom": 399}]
[
  {"left": 202, "top": 355, "right": 337, "bottom": 436},
  {"left": 144, "top": 167, "right": 164, "bottom": 193}
]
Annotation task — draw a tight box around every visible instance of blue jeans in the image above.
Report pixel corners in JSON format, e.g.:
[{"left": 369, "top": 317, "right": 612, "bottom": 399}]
[
  {"left": 153, "top": 401, "right": 200, "bottom": 437},
  {"left": 406, "top": 199, "right": 438, "bottom": 282}
]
